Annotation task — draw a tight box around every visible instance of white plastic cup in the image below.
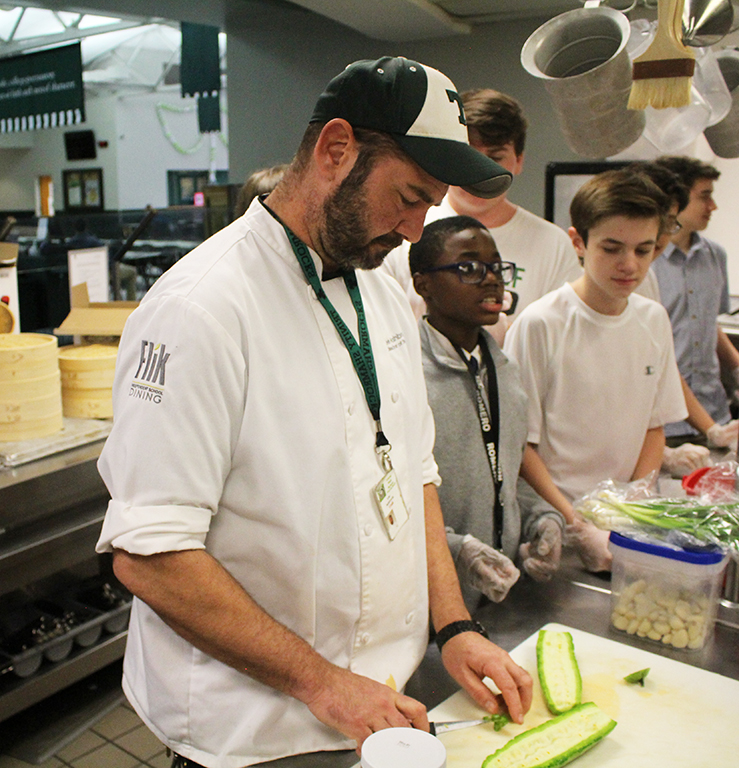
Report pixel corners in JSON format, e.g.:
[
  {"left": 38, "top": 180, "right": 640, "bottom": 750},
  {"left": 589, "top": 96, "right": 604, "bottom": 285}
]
[{"left": 360, "top": 728, "right": 446, "bottom": 768}]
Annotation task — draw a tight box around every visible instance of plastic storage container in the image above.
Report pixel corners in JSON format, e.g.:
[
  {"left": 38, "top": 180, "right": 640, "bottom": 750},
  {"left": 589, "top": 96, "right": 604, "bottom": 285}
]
[{"left": 608, "top": 532, "right": 727, "bottom": 651}]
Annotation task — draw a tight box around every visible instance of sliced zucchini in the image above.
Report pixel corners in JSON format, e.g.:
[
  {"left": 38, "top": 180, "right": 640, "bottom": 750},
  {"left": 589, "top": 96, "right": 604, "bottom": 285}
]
[
  {"left": 537, "top": 629, "right": 582, "bottom": 715},
  {"left": 482, "top": 701, "right": 616, "bottom": 768}
]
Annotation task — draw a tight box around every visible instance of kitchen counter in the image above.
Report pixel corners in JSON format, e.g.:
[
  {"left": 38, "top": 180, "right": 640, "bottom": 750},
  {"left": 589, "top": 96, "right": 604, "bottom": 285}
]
[{"left": 256, "top": 550, "right": 739, "bottom": 767}]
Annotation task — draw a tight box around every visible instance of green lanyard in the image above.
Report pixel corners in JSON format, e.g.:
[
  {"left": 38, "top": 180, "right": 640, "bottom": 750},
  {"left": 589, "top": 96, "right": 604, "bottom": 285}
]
[{"left": 282, "top": 224, "right": 391, "bottom": 456}]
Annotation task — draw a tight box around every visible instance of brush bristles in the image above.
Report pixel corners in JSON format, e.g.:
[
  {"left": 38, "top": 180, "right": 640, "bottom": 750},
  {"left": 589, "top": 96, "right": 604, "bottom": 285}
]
[{"left": 628, "top": 76, "right": 692, "bottom": 110}]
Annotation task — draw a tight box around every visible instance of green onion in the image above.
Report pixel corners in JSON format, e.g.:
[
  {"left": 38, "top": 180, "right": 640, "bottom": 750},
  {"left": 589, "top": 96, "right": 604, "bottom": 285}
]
[{"left": 576, "top": 490, "right": 739, "bottom": 554}]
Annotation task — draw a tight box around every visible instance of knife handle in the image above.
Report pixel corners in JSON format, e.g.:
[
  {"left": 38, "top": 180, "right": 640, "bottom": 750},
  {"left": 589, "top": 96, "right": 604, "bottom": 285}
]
[{"left": 428, "top": 722, "right": 437, "bottom": 736}]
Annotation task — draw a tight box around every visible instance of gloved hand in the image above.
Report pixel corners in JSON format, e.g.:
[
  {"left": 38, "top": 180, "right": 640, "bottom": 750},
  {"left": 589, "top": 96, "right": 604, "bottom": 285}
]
[
  {"left": 707, "top": 420, "right": 739, "bottom": 448},
  {"left": 458, "top": 534, "right": 520, "bottom": 603},
  {"left": 662, "top": 443, "right": 711, "bottom": 476},
  {"left": 519, "top": 517, "right": 562, "bottom": 582},
  {"left": 565, "top": 514, "right": 612, "bottom": 573}
]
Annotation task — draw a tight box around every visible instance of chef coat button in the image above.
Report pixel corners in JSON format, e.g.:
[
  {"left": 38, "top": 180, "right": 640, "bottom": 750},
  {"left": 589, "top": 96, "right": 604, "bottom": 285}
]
[
  {"left": 360, "top": 633, "right": 370, "bottom": 645},
  {"left": 391, "top": 390, "right": 400, "bottom": 403},
  {"left": 348, "top": 402, "right": 355, "bottom": 415},
  {"left": 405, "top": 612, "right": 414, "bottom": 625},
  {"left": 363, "top": 524, "right": 373, "bottom": 536}
]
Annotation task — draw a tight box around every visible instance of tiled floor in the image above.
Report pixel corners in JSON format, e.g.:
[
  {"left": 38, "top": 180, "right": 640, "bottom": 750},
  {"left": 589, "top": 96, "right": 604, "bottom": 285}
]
[{"left": 0, "top": 701, "right": 171, "bottom": 768}]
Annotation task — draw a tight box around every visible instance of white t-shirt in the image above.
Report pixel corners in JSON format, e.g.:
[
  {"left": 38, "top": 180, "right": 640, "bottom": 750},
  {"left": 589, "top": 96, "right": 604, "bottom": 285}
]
[
  {"left": 381, "top": 197, "right": 582, "bottom": 324},
  {"left": 96, "top": 200, "right": 439, "bottom": 767},
  {"left": 634, "top": 266, "right": 661, "bottom": 302},
  {"left": 503, "top": 284, "right": 687, "bottom": 502}
]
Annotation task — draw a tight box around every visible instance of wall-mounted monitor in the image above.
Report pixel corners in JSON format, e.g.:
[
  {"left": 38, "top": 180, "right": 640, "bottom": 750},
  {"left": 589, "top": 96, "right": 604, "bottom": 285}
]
[{"left": 64, "top": 129, "right": 97, "bottom": 161}]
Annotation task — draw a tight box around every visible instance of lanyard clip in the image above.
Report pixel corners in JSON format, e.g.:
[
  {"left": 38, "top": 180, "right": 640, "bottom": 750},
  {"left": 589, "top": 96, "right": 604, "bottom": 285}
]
[{"left": 375, "top": 420, "right": 393, "bottom": 473}]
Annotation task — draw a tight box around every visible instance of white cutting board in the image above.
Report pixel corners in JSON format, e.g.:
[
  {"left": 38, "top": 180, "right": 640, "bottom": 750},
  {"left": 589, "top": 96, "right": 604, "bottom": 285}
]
[{"left": 429, "top": 622, "right": 739, "bottom": 768}]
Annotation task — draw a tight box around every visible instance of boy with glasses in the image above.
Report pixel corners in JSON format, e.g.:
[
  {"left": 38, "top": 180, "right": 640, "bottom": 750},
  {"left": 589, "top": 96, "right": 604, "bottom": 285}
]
[
  {"left": 411, "top": 215, "right": 572, "bottom": 609},
  {"left": 504, "top": 170, "right": 687, "bottom": 572}
]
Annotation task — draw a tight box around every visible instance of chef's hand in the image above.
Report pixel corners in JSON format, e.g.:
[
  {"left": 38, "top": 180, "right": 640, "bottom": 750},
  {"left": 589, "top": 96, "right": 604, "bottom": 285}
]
[
  {"left": 662, "top": 443, "right": 711, "bottom": 476},
  {"left": 458, "top": 534, "right": 520, "bottom": 603},
  {"left": 304, "top": 666, "right": 428, "bottom": 752},
  {"left": 440, "top": 631, "right": 532, "bottom": 725},
  {"left": 519, "top": 517, "right": 562, "bottom": 582},
  {"left": 707, "top": 420, "right": 739, "bottom": 448},
  {"left": 565, "top": 514, "right": 612, "bottom": 573}
]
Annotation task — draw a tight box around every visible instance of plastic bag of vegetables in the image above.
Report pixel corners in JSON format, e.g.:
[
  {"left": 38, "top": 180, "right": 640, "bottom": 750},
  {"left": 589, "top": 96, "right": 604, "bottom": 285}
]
[{"left": 574, "top": 476, "right": 739, "bottom": 557}]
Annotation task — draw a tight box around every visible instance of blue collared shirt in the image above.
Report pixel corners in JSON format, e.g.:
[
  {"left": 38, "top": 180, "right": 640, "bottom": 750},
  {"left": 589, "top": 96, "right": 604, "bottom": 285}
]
[{"left": 652, "top": 233, "right": 731, "bottom": 436}]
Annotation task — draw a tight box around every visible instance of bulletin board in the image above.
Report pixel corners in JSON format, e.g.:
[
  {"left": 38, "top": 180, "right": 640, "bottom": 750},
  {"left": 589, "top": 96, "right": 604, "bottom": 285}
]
[{"left": 63, "top": 168, "right": 104, "bottom": 211}]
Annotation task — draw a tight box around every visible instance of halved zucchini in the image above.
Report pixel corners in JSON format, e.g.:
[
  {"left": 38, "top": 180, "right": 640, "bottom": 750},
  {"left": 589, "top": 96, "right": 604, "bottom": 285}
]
[
  {"left": 537, "top": 629, "right": 582, "bottom": 715},
  {"left": 482, "top": 701, "right": 616, "bottom": 768}
]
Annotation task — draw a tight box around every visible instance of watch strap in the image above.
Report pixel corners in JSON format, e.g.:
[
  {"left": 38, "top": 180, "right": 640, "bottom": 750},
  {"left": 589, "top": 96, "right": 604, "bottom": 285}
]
[{"left": 435, "top": 620, "right": 488, "bottom": 651}]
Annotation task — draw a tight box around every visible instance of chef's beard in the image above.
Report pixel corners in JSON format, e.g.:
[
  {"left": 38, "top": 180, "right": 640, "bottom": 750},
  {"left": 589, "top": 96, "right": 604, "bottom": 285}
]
[{"left": 316, "top": 155, "right": 403, "bottom": 271}]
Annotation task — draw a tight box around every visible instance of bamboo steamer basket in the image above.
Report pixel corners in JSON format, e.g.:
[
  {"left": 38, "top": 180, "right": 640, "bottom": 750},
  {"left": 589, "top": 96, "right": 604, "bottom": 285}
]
[
  {"left": 60, "top": 367, "right": 115, "bottom": 390},
  {"left": 0, "top": 334, "right": 62, "bottom": 441},
  {"left": 0, "top": 333, "right": 59, "bottom": 381},
  {"left": 61, "top": 389, "right": 113, "bottom": 419},
  {"left": 0, "top": 413, "right": 63, "bottom": 441},
  {"left": 0, "top": 371, "right": 60, "bottom": 400},
  {"left": 58, "top": 344, "right": 117, "bottom": 419}
]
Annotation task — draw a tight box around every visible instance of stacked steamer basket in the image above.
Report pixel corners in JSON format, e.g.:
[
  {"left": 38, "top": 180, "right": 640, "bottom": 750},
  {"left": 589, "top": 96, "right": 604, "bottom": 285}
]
[
  {"left": 0, "top": 334, "right": 63, "bottom": 441},
  {"left": 58, "top": 344, "right": 117, "bottom": 419}
]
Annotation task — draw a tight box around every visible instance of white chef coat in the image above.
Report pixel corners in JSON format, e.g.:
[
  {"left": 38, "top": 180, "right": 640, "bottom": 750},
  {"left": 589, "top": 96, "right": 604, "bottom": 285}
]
[{"left": 96, "top": 199, "right": 440, "bottom": 768}]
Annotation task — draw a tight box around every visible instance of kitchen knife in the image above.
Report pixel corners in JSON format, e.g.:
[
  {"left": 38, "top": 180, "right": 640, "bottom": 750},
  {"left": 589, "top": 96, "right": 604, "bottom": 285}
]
[{"left": 429, "top": 718, "right": 487, "bottom": 736}]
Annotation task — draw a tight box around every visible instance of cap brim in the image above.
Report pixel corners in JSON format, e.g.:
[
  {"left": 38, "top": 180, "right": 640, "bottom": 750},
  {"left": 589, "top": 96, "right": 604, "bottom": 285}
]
[{"left": 394, "top": 135, "right": 512, "bottom": 199}]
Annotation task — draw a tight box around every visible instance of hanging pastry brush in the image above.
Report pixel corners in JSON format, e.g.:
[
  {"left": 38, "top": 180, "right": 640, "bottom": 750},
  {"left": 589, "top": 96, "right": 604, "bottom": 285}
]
[{"left": 628, "top": 0, "right": 695, "bottom": 110}]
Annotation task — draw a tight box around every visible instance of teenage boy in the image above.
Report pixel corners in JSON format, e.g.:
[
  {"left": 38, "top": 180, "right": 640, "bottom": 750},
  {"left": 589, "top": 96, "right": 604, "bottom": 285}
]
[
  {"left": 411, "top": 215, "right": 574, "bottom": 609},
  {"left": 383, "top": 89, "right": 581, "bottom": 339},
  {"left": 651, "top": 156, "right": 739, "bottom": 444},
  {"left": 504, "top": 170, "right": 687, "bottom": 572}
]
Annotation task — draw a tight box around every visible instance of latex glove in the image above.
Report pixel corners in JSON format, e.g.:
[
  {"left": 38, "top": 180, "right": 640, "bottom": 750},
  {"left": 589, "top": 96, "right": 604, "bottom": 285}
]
[
  {"left": 519, "top": 517, "right": 562, "bottom": 582},
  {"left": 662, "top": 443, "right": 711, "bottom": 476},
  {"left": 565, "top": 514, "right": 612, "bottom": 573},
  {"left": 707, "top": 420, "right": 739, "bottom": 449},
  {"left": 458, "top": 534, "right": 520, "bottom": 603}
]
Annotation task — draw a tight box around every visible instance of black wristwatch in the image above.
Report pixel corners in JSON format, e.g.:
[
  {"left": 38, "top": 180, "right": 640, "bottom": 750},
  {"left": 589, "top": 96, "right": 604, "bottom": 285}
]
[{"left": 435, "top": 620, "right": 488, "bottom": 651}]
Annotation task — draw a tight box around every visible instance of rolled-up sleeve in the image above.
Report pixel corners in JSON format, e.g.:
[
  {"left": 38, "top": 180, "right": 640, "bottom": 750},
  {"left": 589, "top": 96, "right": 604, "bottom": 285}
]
[{"left": 96, "top": 293, "right": 246, "bottom": 555}]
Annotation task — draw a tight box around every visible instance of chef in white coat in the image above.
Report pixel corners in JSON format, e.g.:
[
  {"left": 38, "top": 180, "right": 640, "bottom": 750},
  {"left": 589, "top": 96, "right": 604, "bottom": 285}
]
[{"left": 96, "top": 56, "right": 532, "bottom": 768}]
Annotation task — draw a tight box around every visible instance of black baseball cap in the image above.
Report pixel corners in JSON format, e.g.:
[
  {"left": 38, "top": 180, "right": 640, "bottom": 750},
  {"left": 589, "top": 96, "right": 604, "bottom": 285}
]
[{"left": 311, "top": 57, "right": 512, "bottom": 199}]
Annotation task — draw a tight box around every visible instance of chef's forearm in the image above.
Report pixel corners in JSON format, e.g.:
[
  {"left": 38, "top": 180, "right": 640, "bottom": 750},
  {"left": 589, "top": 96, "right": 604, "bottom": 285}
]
[
  {"left": 423, "top": 483, "right": 471, "bottom": 632},
  {"left": 112, "top": 548, "right": 334, "bottom": 704}
]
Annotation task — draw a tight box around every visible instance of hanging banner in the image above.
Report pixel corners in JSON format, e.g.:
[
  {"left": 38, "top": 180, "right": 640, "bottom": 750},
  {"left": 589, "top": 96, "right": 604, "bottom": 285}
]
[
  {"left": 181, "top": 22, "right": 220, "bottom": 98},
  {"left": 0, "top": 42, "right": 85, "bottom": 133},
  {"left": 197, "top": 92, "right": 221, "bottom": 133}
]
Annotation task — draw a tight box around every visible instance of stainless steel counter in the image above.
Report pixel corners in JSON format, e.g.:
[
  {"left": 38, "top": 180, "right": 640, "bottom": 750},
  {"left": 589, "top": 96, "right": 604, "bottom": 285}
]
[{"left": 255, "top": 550, "right": 739, "bottom": 768}]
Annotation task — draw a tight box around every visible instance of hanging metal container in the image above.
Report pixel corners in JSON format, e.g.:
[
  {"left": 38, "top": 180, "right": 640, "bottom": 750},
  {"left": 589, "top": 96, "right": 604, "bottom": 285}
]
[
  {"left": 704, "top": 48, "right": 739, "bottom": 157},
  {"left": 682, "top": 0, "right": 735, "bottom": 47},
  {"left": 521, "top": 6, "right": 645, "bottom": 159}
]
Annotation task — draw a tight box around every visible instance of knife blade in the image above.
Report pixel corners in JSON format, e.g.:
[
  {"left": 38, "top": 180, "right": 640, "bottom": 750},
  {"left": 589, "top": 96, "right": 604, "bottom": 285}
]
[{"left": 429, "top": 718, "right": 487, "bottom": 736}]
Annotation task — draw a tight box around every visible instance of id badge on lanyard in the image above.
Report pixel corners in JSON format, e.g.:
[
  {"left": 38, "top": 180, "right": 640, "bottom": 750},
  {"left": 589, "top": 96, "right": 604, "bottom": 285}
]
[
  {"left": 276, "top": 209, "right": 410, "bottom": 540},
  {"left": 374, "top": 448, "right": 410, "bottom": 540}
]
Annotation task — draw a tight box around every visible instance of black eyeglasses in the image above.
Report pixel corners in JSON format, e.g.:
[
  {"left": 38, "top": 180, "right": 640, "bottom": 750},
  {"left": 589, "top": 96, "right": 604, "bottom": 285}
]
[{"left": 420, "top": 260, "right": 517, "bottom": 285}]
